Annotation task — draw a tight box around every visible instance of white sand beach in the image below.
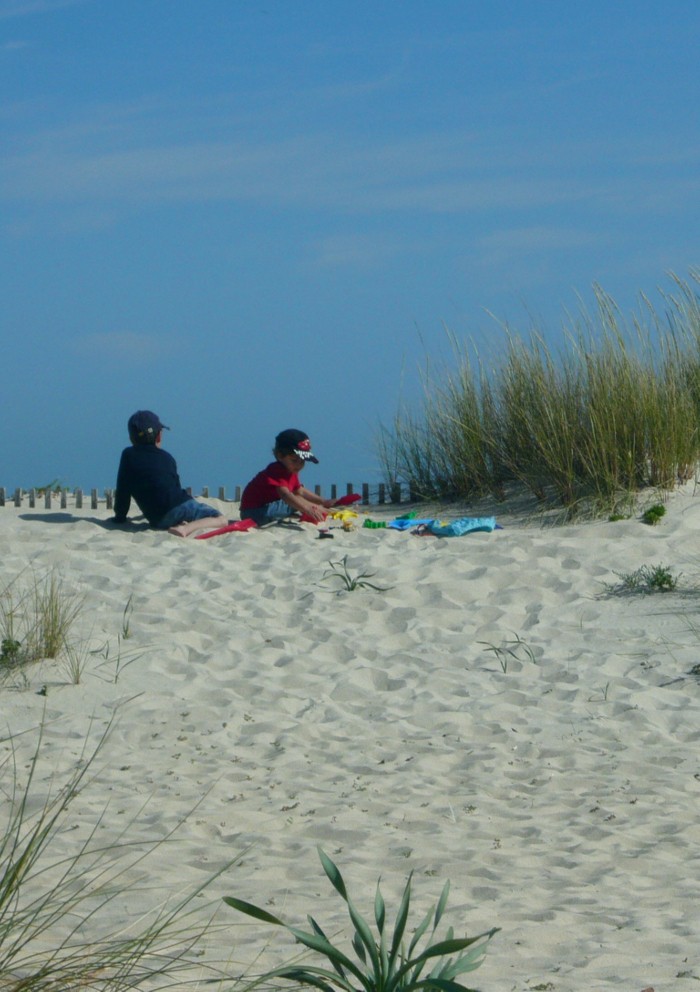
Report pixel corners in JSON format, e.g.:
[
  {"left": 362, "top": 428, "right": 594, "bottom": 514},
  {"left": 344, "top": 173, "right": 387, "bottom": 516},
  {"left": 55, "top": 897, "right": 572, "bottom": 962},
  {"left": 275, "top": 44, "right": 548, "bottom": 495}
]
[{"left": 2, "top": 491, "right": 700, "bottom": 991}]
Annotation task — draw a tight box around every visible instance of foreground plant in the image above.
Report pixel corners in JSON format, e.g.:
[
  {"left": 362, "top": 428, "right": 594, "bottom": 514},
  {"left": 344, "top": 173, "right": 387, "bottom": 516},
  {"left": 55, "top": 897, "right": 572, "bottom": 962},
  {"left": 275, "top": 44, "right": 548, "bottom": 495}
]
[
  {"left": 606, "top": 563, "right": 679, "bottom": 595},
  {"left": 322, "top": 556, "right": 391, "bottom": 592},
  {"left": 223, "top": 848, "right": 498, "bottom": 992},
  {"left": 0, "top": 720, "right": 230, "bottom": 991}
]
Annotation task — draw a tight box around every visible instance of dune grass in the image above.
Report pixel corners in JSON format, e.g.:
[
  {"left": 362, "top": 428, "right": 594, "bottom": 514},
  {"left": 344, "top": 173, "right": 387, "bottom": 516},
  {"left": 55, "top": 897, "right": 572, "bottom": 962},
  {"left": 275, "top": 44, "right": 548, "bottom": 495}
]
[
  {"left": 0, "top": 718, "right": 232, "bottom": 992},
  {"left": 0, "top": 569, "right": 84, "bottom": 681},
  {"left": 380, "top": 273, "right": 700, "bottom": 515}
]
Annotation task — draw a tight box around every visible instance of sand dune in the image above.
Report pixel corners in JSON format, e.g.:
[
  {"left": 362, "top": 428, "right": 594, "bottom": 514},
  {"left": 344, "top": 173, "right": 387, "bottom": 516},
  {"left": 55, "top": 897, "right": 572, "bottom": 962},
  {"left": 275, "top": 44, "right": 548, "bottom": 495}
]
[{"left": 2, "top": 490, "right": 699, "bottom": 991}]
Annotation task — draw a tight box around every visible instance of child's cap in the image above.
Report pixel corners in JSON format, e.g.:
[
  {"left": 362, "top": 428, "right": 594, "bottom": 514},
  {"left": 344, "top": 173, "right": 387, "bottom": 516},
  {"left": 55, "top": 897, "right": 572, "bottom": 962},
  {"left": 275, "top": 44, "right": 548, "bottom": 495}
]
[
  {"left": 128, "top": 410, "right": 170, "bottom": 442},
  {"left": 275, "top": 428, "right": 319, "bottom": 463}
]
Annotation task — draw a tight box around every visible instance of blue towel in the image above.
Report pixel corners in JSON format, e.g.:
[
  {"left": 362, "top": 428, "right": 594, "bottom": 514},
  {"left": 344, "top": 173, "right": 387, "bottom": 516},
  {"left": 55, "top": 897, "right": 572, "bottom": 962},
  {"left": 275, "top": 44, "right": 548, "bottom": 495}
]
[
  {"left": 387, "top": 517, "right": 435, "bottom": 530},
  {"left": 429, "top": 516, "right": 497, "bottom": 537}
]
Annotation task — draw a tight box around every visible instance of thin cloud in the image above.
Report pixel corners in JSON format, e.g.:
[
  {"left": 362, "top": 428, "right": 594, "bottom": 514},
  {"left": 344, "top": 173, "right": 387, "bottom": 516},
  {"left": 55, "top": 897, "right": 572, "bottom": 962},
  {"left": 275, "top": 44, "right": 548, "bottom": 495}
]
[
  {"left": 0, "top": 124, "right": 616, "bottom": 217},
  {"left": 70, "top": 331, "right": 167, "bottom": 362},
  {"left": 2, "top": 94, "right": 696, "bottom": 224},
  {"left": 478, "top": 226, "right": 600, "bottom": 253},
  {"left": 0, "top": 0, "right": 88, "bottom": 19},
  {"left": 308, "top": 232, "right": 418, "bottom": 269}
]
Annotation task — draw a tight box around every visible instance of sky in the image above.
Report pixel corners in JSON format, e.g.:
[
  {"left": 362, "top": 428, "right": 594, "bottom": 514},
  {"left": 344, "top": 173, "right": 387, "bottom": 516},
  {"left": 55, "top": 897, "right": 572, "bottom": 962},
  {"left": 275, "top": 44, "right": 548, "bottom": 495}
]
[{"left": 3, "top": 0, "right": 700, "bottom": 495}]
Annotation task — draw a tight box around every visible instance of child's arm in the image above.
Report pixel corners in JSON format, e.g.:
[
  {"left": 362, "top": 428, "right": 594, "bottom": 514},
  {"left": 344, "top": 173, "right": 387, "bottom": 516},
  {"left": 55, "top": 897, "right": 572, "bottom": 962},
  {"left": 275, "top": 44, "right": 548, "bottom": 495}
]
[
  {"left": 297, "top": 485, "right": 338, "bottom": 510},
  {"left": 277, "top": 485, "right": 332, "bottom": 523}
]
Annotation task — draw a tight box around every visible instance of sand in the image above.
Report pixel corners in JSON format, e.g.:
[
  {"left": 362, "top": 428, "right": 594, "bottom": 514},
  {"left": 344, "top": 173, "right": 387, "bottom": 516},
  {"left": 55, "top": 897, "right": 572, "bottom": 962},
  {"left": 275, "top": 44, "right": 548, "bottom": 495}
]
[{"left": 1, "top": 490, "right": 699, "bottom": 991}]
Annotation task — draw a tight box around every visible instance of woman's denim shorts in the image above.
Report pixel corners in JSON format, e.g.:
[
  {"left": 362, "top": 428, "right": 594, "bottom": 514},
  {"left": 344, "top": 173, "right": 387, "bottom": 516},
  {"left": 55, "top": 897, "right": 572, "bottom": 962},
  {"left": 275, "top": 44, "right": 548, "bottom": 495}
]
[{"left": 155, "top": 498, "right": 222, "bottom": 530}]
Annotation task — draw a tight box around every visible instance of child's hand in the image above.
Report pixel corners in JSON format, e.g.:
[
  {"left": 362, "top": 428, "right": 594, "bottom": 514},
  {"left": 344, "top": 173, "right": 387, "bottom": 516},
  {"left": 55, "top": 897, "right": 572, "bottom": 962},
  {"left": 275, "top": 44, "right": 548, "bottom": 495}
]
[{"left": 304, "top": 503, "right": 327, "bottom": 523}]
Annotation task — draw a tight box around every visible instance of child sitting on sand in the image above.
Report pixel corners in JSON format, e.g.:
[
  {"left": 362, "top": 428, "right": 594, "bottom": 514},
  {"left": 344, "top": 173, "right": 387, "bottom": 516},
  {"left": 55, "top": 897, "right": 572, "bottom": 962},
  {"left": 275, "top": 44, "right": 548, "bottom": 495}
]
[
  {"left": 112, "top": 410, "right": 227, "bottom": 537},
  {"left": 240, "top": 428, "right": 338, "bottom": 526}
]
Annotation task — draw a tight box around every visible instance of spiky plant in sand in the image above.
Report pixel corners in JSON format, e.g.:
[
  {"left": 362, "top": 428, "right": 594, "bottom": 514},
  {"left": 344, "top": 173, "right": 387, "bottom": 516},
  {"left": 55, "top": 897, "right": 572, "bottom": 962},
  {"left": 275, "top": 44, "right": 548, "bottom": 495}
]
[{"left": 224, "top": 847, "right": 498, "bottom": 992}]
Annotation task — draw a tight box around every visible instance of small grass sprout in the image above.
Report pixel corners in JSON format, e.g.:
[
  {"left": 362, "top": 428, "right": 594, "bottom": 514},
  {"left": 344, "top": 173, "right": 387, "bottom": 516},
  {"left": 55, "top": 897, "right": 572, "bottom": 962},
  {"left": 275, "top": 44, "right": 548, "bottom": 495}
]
[
  {"left": 322, "top": 556, "right": 391, "bottom": 593},
  {"left": 121, "top": 594, "right": 134, "bottom": 639},
  {"left": 587, "top": 682, "right": 611, "bottom": 703},
  {"left": 642, "top": 503, "right": 666, "bottom": 526},
  {"left": 224, "top": 847, "right": 498, "bottom": 992},
  {"left": 606, "top": 563, "right": 679, "bottom": 595},
  {"left": 93, "top": 635, "right": 143, "bottom": 684},
  {"left": 61, "top": 637, "right": 92, "bottom": 685},
  {"left": 478, "top": 633, "right": 536, "bottom": 673}
]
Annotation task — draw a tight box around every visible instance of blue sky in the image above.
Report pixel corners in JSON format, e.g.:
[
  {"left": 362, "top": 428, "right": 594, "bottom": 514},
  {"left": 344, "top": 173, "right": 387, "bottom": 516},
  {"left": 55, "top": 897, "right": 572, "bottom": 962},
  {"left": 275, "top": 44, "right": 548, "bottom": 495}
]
[{"left": 3, "top": 0, "right": 700, "bottom": 495}]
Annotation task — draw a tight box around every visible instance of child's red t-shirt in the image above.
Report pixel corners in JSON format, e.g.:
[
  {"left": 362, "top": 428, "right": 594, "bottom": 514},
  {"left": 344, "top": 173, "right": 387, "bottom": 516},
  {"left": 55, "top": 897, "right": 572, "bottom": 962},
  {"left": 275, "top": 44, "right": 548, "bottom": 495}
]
[{"left": 240, "top": 461, "right": 300, "bottom": 511}]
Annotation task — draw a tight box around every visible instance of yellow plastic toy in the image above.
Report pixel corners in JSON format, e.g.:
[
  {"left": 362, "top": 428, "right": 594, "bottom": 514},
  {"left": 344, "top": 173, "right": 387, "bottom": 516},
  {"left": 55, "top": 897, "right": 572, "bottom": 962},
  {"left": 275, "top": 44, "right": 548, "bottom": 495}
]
[{"left": 329, "top": 509, "right": 359, "bottom": 524}]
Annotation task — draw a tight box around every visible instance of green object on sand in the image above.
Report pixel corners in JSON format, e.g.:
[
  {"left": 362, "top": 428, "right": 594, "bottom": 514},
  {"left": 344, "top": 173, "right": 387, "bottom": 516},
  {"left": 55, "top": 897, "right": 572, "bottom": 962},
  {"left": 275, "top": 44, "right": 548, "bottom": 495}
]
[{"left": 363, "top": 519, "right": 387, "bottom": 528}]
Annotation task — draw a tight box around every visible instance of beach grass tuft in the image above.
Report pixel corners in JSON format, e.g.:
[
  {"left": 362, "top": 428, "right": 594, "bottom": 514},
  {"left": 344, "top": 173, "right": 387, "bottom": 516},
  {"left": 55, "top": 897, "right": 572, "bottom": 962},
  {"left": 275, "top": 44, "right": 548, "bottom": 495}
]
[
  {"left": 0, "top": 719, "right": 235, "bottom": 992},
  {"left": 322, "top": 556, "right": 392, "bottom": 593},
  {"left": 605, "top": 563, "right": 680, "bottom": 595},
  {"left": 0, "top": 569, "right": 84, "bottom": 679},
  {"left": 379, "top": 272, "right": 700, "bottom": 515}
]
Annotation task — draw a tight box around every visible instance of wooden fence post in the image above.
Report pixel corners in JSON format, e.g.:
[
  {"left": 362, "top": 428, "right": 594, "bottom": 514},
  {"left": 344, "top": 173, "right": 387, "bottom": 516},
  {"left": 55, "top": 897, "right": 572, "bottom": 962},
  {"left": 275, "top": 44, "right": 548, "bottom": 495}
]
[{"left": 0, "top": 481, "right": 395, "bottom": 509}]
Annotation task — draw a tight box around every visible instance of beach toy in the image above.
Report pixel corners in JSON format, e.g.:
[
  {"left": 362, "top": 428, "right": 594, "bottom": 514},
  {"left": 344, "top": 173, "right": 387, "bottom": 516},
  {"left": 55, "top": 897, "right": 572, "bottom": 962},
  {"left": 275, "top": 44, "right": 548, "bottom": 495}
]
[
  {"left": 299, "top": 510, "right": 328, "bottom": 523},
  {"left": 195, "top": 518, "right": 258, "bottom": 539},
  {"left": 328, "top": 509, "right": 359, "bottom": 523},
  {"left": 387, "top": 517, "right": 434, "bottom": 530},
  {"left": 428, "top": 516, "right": 498, "bottom": 537},
  {"left": 363, "top": 519, "right": 386, "bottom": 529},
  {"left": 335, "top": 493, "right": 361, "bottom": 506}
]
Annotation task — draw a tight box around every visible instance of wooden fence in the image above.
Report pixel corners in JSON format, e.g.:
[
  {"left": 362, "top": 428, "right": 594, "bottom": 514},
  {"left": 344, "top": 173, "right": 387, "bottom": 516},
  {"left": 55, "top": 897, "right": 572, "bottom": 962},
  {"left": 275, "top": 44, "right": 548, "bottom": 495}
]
[{"left": 0, "top": 482, "right": 410, "bottom": 510}]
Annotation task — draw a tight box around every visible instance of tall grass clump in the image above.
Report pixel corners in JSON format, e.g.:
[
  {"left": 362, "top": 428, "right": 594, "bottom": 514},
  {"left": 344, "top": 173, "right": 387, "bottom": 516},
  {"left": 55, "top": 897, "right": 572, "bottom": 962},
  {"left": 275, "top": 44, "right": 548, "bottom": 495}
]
[
  {"left": 0, "top": 569, "right": 84, "bottom": 679},
  {"left": 378, "top": 344, "right": 505, "bottom": 501},
  {"left": 380, "top": 272, "right": 700, "bottom": 514},
  {"left": 0, "top": 720, "right": 231, "bottom": 991}
]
